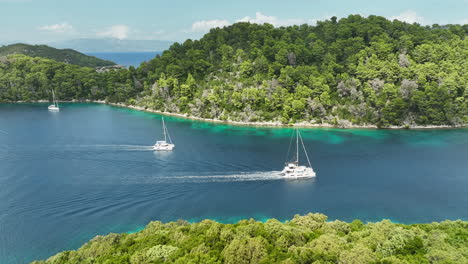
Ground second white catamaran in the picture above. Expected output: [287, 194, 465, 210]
[153, 117, 175, 151]
[281, 129, 316, 179]
[48, 90, 60, 111]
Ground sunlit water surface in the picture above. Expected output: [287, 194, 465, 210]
[0, 103, 467, 263]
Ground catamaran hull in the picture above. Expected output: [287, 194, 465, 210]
[48, 105, 59, 111]
[281, 164, 316, 179]
[153, 144, 175, 151]
[281, 173, 316, 179]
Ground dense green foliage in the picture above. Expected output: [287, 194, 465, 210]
[1, 16, 467, 127]
[0, 43, 115, 67]
[0, 55, 138, 102]
[137, 16, 467, 127]
[32, 213, 468, 264]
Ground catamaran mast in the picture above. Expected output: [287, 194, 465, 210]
[298, 131, 312, 168]
[53, 90, 59, 107]
[296, 129, 299, 164]
[52, 90, 56, 107]
[162, 117, 167, 142]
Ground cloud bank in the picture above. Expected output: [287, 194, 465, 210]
[190, 12, 321, 33]
[390, 10, 425, 24]
[191, 19, 230, 32]
[237, 12, 309, 27]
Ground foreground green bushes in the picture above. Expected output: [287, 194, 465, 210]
[32, 213, 467, 263]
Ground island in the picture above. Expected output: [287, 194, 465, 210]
[0, 15, 467, 128]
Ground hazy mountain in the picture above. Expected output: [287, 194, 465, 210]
[50, 39, 173, 53]
[0, 43, 115, 67]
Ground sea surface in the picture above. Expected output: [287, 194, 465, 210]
[0, 103, 467, 264]
[86, 52, 161, 67]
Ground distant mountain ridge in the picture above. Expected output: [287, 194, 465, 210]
[50, 38, 173, 52]
[0, 43, 116, 67]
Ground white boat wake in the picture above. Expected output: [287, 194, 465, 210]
[93, 171, 286, 185]
[65, 144, 154, 151]
[126, 171, 285, 184]
[103, 145, 154, 151]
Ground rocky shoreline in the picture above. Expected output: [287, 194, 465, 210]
[101, 102, 466, 130]
[5, 100, 466, 129]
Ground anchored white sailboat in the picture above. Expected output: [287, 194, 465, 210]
[153, 117, 175, 151]
[281, 129, 316, 179]
[48, 90, 60, 111]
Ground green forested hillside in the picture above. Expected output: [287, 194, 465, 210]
[1, 15, 467, 127]
[0, 55, 136, 102]
[137, 16, 467, 127]
[31, 213, 468, 264]
[0, 43, 115, 67]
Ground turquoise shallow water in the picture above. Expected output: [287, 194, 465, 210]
[0, 103, 467, 263]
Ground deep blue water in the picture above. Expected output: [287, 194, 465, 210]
[0, 103, 467, 264]
[87, 52, 161, 67]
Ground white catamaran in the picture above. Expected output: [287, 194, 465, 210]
[153, 117, 175, 151]
[48, 90, 60, 111]
[281, 129, 316, 179]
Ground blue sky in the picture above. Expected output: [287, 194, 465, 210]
[1, 0, 467, 43]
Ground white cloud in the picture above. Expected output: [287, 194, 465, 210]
[390, 10, 425, 24]
[460, 18, 468, 25]
[189, 12, 322, 34]
[191, 19, 230, 32]
[39, 22, 73, 33]
[237, 12, 278, 25]
[237, 12, 307, 27]
[98, 25, 130, 40]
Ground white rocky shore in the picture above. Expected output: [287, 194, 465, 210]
[6, 100, 466, 129]
[98, 101, 466, 130]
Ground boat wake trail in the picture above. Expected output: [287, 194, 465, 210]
[102, 145, 154, 151]
[70, 144, 154, 151]
[148, 171, 284, 183]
